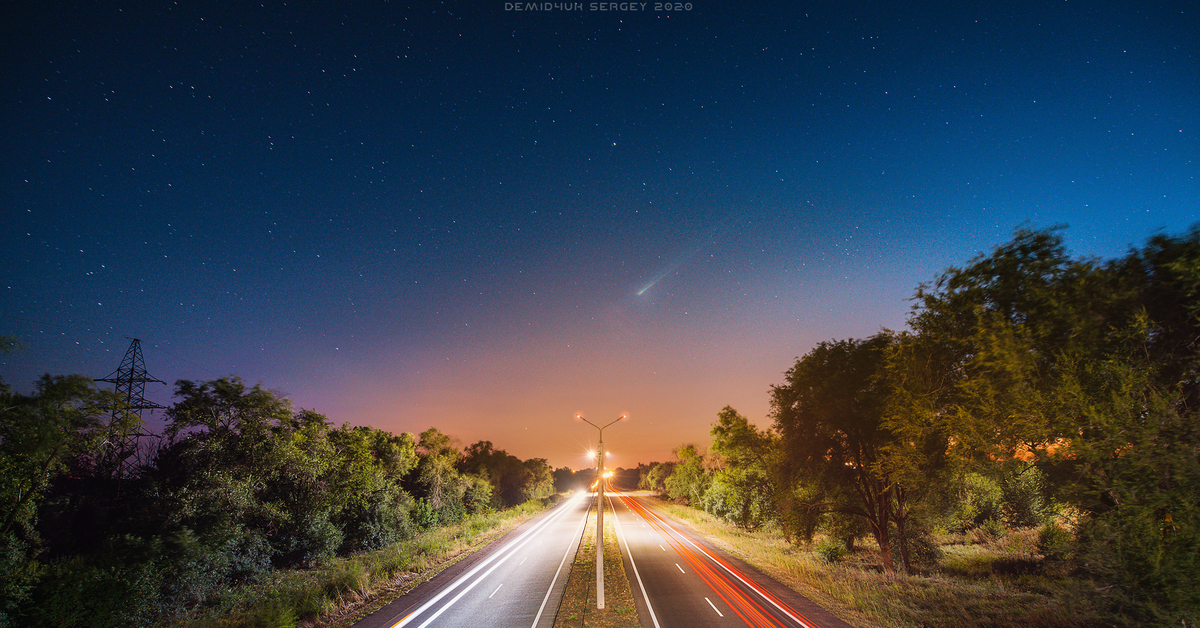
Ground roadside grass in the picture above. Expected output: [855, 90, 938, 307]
[163, 498, 554, 628]
[554, 500, 639, 628]
[648, 496, 1126, 628]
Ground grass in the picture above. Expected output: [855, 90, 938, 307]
[646, 496, 1129, 628]
[162, 499, 553, 628]
[554, 500, 639, 628]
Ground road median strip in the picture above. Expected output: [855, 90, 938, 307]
[554, 499, 639, 628]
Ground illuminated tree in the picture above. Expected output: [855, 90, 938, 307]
[771, 333, 904, 575]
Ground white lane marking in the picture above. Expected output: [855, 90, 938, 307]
[606, 491, 661, 628]
[393, 492, 584, 628]
[659, 544, 666, 551]
[706, 597, 724, 617]
[530, 497, 592, 628]
[519, 556, 527, 566]
[490, 584, 503, 599]
[676, 563, 685, 574]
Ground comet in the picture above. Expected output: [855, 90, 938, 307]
[635, 219, 734, 297]
[636, 259, 685, 296]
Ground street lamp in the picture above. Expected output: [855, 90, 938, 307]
[577, 413, 624, 610]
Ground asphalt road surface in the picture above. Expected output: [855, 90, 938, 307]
[607, 489, 856, 628]
[354, 488, 856, 628]
[353, 491, 591, 628]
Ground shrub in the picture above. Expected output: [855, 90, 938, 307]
[1077, 502, 1200, 623]
[339, 493, 415, 553]
[1036, 522, 1073, 561]
[412, 498, 438, 530]
[0, 533, 39, 627]
[1000, 462, 1053, 528]
[224, 528, 273, 582]
[970, 517, 1007, 543]
[895, 524, 942, 569]
[952, 472, 1004, 533]
[815, 538, 848, 564]
[274, 515, 343, 568]
[25, 543, 159, 628]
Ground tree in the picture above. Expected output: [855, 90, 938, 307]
[553, 467, 578, 492]
[458, 440, 524, 507]
[771, 333, 907, 575]
[414, 428, 460, 511]
[0, 375, 108, 623]
[901, 225, 1200, 619]
[641, 462, 675, 495]
[520, 458, 554, 502]
[663, 444, 709, 506]
[331, 425, 419, 552]
[1, 376, 108, 538]
[706, 406, 776, 530]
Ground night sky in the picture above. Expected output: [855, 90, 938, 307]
[3, 1, 1197, 470]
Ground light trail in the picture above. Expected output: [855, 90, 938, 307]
[530, 493, 592, 628]
[391, 491, 587, 628]
[611, 488, 822, 628]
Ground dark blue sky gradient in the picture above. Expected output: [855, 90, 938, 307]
[3, 1, 1197, 468]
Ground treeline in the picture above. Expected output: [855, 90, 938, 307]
[0, 374, 572, 627]
[640, 226, 1199, 623]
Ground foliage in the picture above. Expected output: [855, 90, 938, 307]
[0, 375, 109, 625]
[1036, 522, 1073, 561]
[655, 224, 1198, 620]
[705, 406, 776, 530]
[640, 461, 675, 495]
[553, 466, 580, 492]
[900, 224, 1200, 621]
[663, 444, 709, 506]
[999, 461, 1053, 528]
[0, 371, 553, 627]
[949, 472, 1003, 533]
[458, 440, 546, 508]
[771, 333, 915, 575]
[520, 458, 555, 503]
[814, 538, 848, 564]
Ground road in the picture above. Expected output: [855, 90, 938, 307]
[354, 487, 856, 628]
[607, 489, 855, 628]
[353, 491, 591, 628]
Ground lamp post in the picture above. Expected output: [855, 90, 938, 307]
[578, 414, 624, 610]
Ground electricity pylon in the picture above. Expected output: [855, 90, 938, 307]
[96, 338, 165, 481]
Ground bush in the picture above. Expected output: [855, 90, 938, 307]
[437, 493, 466, 526]
[0, 533, 39, 627]
[224, 528, 273, 582]
[462, 476, 495, 515]
[1077, 502, 1200, 623]
[827, 511, 868, 552]
[700, 476, 735, 522]
[894, 523, 942, 569]
[412, 498, 438, 530]
[1000, 462, 1053, 528]
[274, 515, 343, 568]
[952, 473, 1004, 533]
[970, 517, 1007, 543]
[1036, 522, 1073, 561]
[155, 528, 232, 613]
[25, 543, 159, 628]
[339, 493, 415, 553]
[815, 538, 848, 564]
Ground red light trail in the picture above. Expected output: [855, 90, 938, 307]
[610, 486, 822, 628]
